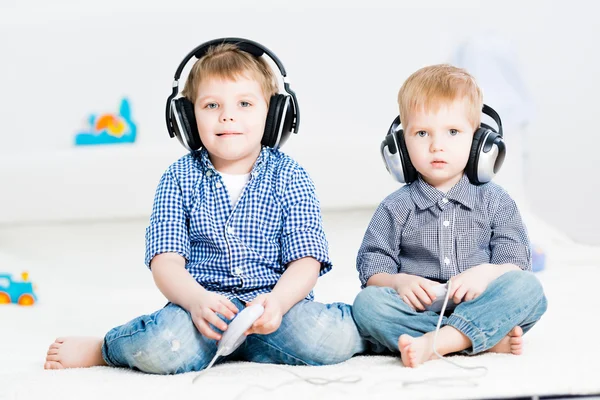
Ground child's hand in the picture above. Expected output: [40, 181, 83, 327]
[449, 263, 502, 304]
[243, 293, 284, 336]
[394, 273, 440, 311]
[189, 291, 239, 341]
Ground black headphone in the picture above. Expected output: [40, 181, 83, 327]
[381, 104, 506, 185]
[165, 38, 300, 151]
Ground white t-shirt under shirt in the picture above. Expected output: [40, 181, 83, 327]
[220, 172, 251, 207]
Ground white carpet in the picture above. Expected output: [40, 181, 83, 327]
[1, 209, 599, 400]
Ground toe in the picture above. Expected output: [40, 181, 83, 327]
[510, 336, 523, 345]
[512, 326, 523, 337]
[44, 361, 64, 370]
[47, 348, 59, 356]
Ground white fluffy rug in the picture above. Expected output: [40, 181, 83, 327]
[1, 209, 599, 400]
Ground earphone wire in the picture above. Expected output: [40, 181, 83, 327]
[193, 282, 488, 388]
[192, 352, 220, 384]
[402, 279, 488, 387]
[193, 360, 362, 398]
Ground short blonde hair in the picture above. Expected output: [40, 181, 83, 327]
[181, 43, 279, 104]
[398, 64, 483, 130]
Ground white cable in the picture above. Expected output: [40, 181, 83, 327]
[194, 281, 489, 388]
[192, 352, 221, 384]
[402, 279, 488, 387]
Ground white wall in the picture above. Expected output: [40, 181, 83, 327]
[0, 0, 599, 244]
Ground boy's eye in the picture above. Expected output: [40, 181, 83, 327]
[449, 129, 459, 136]
[416, 131, 428, 137]
[239, 101, 251, 107]
[205, 103, 218, 109]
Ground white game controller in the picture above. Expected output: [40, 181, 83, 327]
[217, 304, 264, 356]
[425, 283, 457, 313]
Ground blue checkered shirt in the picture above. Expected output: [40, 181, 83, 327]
[145, 147, 331, 302]
[357, 174, 531, 287]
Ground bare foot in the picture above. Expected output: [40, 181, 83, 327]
[44, 337, 107, 370]
[398, 333, 437, 368]
[488, 326, 523, 355]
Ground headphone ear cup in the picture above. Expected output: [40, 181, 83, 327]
[263, 94, 291, 148]
[466, 128, 486, 184]
[396, 131, 418, 184]
[467, 128, 506, 185]
[173, 97, 202, 151]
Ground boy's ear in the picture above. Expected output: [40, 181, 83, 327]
[171, 97, 202, 151]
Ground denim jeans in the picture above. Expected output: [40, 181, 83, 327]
[101, 298, 367, 374]
[352, 270, 548, 355]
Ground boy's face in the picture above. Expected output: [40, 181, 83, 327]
[194, 74, 268, 172]
[403, 98, 475, 191]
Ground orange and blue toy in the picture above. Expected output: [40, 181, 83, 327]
[0, 272, 37, 306]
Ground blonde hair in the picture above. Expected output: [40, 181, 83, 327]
[398, 64, 483, 130]
[181, 43, 279, 104]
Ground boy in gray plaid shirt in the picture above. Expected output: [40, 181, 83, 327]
[353, 64, 547, 368]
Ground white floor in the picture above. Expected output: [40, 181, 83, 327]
[1, 209, 599, 400]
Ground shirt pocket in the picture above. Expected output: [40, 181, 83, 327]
[401, 223, 439, 263]
[455, 220, 492, 270]
[239, 191, 282, 244]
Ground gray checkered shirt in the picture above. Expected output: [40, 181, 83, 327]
[356, 174, 531, 287]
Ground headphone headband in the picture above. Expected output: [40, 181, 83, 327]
[481, 104, 503, 137]
[173, 37, 288, 81]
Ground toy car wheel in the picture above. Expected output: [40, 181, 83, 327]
[18, 294, 35, 306]
[0, 292, 10, 304]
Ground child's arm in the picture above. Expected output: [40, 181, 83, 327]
[356, 200, 437, 309]
[145, 167, 237, 340]
[151, 252, 239, 341]
[367, 272, 439, 311]
[449, 190, 531, 304]
[245, 256, 320, 335]
[356, 201, 402, 287]
[488, 189, 531, 271]
[448, 263, 520, 304]
[245, 164, 328, 335]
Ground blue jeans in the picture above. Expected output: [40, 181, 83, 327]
[101, 298, 367, 374]
[352, 270, 548, 354]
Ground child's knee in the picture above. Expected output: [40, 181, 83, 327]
[353, 286, 378, 323]
[109, 306, 209, 374]
[506, 270, 543, 293]
[498, 270, 547, 308]
[353, 286, 394, 327]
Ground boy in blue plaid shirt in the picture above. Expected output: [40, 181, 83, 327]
[44, 40, 366, 373]
[353, 65, 547, 368]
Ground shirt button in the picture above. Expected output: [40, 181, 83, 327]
[443, 220, 450, 227]
[216, 182, 223, 188]
[206, 170, 213, 177]
[444, 257, 450, 265]
[442, 198, 449, 204]
[234, 267, 242, 275]
[227, 226, 235, 235]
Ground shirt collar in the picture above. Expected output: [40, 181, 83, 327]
[410, 174, 477, 210]
[194, 146, 269, 177]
